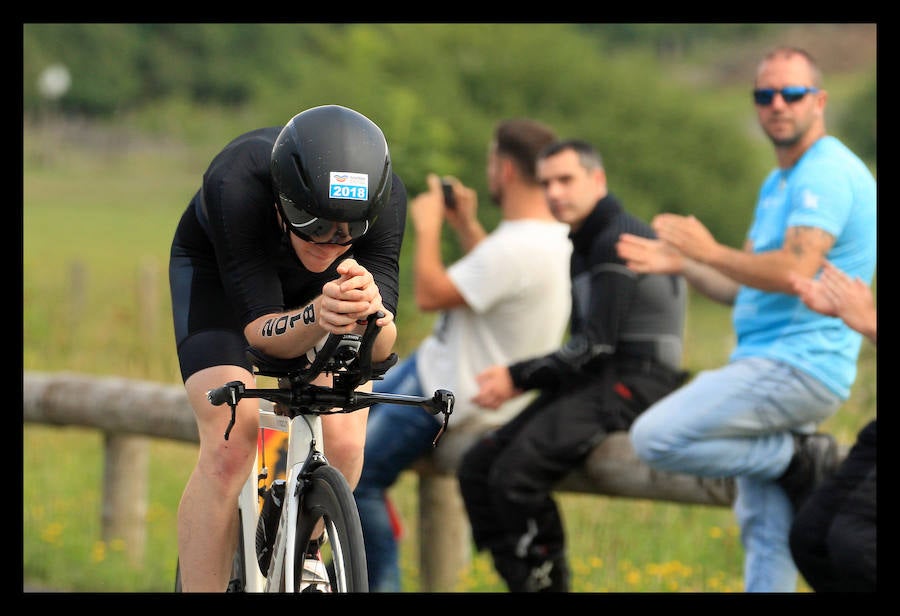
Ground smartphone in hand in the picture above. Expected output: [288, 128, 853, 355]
[441, 178, 456, 209]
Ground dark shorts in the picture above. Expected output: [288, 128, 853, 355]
[169, 207, 252, 382]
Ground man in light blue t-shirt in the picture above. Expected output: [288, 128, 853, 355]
[616, 46, 876, 592]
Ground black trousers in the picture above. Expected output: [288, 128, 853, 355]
[457, 363, 683, 589]
[790, 419, 876, 592]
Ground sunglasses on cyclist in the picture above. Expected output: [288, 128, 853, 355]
[278, 196, 369, 246]
[753, 86, 820, 106]
[287, 217, 369, 246]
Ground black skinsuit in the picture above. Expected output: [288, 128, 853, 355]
[168, 126, 407, 382]
[457, 194, 688, 592]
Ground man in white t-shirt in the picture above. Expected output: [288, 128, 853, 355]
[460, 139, 688, 592]
[354, 119, 572, 592]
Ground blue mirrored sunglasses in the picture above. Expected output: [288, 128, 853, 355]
[753, 86, 819, 106]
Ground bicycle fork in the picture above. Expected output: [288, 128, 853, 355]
[258, 412, 322, 592]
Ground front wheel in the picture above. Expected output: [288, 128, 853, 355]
[293, 464, 368, 592]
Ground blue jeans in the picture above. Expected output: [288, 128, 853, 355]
[354, 351, 442, 592]
[629, 357, 841, 592]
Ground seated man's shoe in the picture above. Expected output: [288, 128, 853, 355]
[524, 554, 569, 592]
[492, 544, 570, 592]
[777, 433, 839, 512]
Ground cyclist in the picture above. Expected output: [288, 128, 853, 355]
[169, 104, 407, 592]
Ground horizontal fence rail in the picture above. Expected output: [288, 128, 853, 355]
[24, 370, 741, 590]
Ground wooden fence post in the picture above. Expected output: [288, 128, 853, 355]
[418, 474, 471, 592]
[99, 259, 158, 565]
[102, 433, 149, 565]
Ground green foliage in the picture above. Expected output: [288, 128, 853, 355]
[25, 22, 875, 248]
[576, 23, 775, 54]
[24, 24, 147, 115]
[836, 69, 877, 163]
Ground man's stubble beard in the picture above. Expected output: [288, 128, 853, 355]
[768, 131, 803, 148]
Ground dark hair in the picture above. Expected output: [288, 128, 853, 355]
[494, 118, 558, 184]
[538, 138, 604, 171]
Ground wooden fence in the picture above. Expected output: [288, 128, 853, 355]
[23, 370, 740, 591]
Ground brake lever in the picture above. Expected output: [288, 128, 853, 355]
[430, 389, 454, 447]
[206, 380, 246, 441]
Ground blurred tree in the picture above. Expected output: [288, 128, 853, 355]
[22, 22, 872, 251]
[835, 70, 876, 166]
[24, 24, 146, 115]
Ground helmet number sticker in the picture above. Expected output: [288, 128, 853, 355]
[330, 172, 368, 200]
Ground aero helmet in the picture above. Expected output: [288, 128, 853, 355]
[271, 104, 392, 245]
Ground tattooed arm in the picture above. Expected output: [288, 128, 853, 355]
[243, 258, 396, 360]
[651, 213, 834, 294]
[244, 297, 331, 359]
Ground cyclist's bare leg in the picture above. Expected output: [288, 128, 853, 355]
[178, 365, 259, 592]
[320, 377, 371, 489]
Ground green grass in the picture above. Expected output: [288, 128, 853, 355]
[387, 471, 749, 592]
[22, 118, 875, 593]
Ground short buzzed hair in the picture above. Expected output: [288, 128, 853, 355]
[538, 138, 604, 172]
[757, 46, 823, 88]
[494, 119, 558, 184]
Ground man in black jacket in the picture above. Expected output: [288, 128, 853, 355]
[458, 139, 688, 592]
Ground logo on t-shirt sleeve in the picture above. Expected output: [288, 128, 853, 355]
[801, 188, 820, 210]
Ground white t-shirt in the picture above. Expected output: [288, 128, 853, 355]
[416, 219, 572, 428]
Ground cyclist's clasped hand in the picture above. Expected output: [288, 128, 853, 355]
[320, 258, 394, 334]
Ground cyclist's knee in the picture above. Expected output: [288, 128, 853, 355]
[196, 439, 256, 493]
[323, 432, 365, 488]
[327, 431, 364, 465]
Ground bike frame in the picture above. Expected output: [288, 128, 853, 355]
[200, 313, 453, 593]
[239, 407, 321, 592]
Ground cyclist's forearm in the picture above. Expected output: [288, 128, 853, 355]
[372, 320, 397, 363]
[244, 299, 327, 358]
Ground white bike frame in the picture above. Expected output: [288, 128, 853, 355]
[237, 406, 322, 592]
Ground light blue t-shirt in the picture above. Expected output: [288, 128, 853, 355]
[730, 136, 876, 399]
